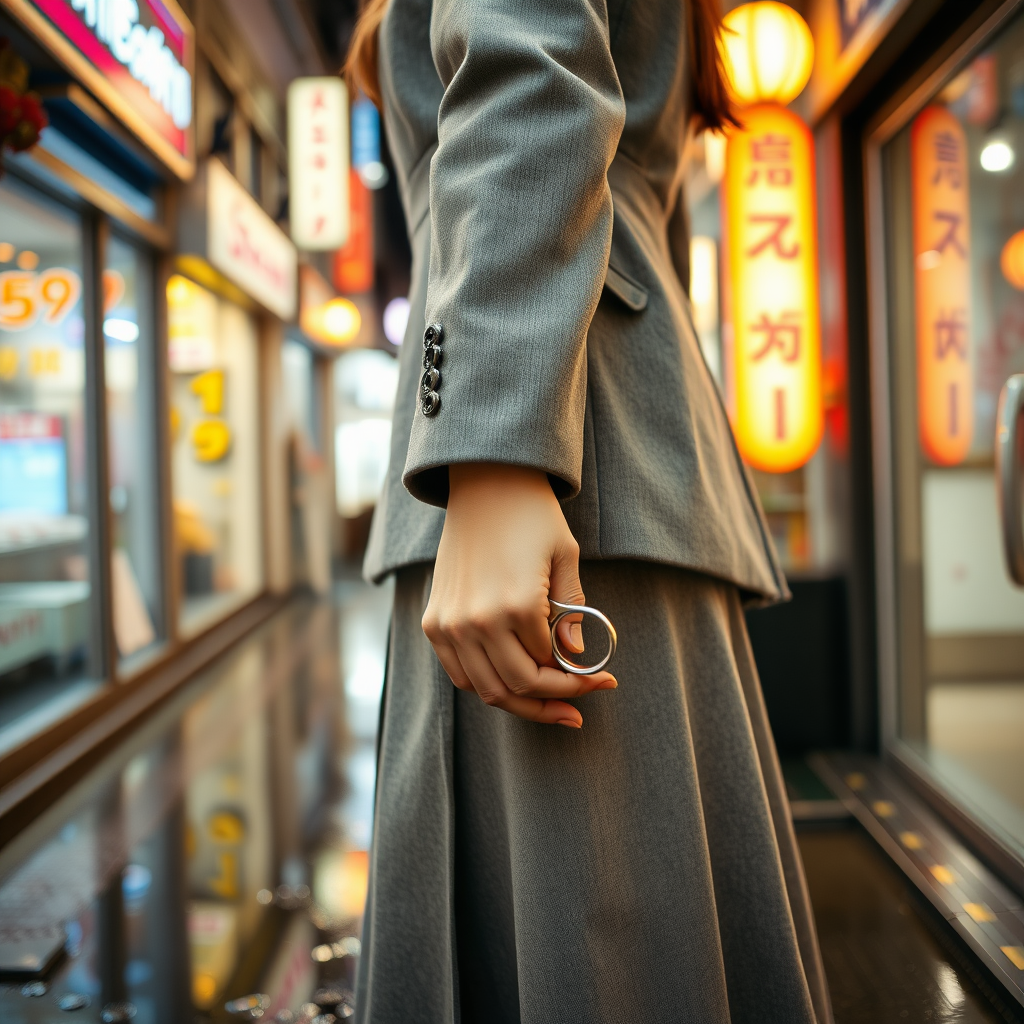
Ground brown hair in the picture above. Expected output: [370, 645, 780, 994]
[345, 0, 736, 130]
[344, 0, 388, 110]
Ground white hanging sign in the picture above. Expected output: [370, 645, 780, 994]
[207, 159, 298, 320]
[288, 77, 350, 251]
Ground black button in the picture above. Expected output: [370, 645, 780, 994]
[423, 345, 442, 369]
[423, 323, 444, 348]
[421, 367, 440, 393]
[421, 391, 440, 416]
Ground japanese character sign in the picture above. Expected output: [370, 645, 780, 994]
[911, 105, 972, 466]
[724, 104, 822, 472]
[288, 78, 350, 251]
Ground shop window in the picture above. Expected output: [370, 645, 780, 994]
[881, 21, 1024, 856]
[167, 275, 263, 636]
[0, 176, 102, 749]
[105, 236, 164, 668]
[333, 349, 397, 519]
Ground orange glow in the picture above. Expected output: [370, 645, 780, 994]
[724, 104, 822, 472]
[1001, 229, 1024, 289]
[333, 169, 374, 294]
[720, 2, 814, 108]
[301, 297, 362, 346]
[911, 106, 972, 466]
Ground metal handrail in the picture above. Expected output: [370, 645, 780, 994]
[996, 373, 1024, 586]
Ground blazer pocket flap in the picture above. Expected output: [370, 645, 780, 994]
[603, 264, 648, 311]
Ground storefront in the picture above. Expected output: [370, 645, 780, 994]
[725, 0, 1024, 987]
[0, 0, 307, 806]
[836, 0, 1024, 876]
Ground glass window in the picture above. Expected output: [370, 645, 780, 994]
[167, 276, 263, 636]
[0, 176, 101, 751]
[883, 20, 1024, 857]
[105, 236, 164, 668]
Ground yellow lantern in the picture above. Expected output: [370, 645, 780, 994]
[1001, 229, 1024, 289]
[724, 104, 822, 472]
[720, 2, 814, 108]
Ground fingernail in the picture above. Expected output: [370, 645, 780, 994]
[557, 718, 582, 729]
[570, 623, 584, 651]
[597, 677, 618, 689]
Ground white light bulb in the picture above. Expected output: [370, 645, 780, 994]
[103, 318, 140, 342]
[383, 297, 410, 346]
[981, 140, 1014, 172]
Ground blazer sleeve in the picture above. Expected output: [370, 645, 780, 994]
[401, 0, 626, 507]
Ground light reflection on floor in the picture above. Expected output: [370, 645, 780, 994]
[0, 578, 393, 1023]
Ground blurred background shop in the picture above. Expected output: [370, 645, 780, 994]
[0, 0, 1023, 1021]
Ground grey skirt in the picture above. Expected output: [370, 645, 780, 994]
[355, 561, 833, 1024]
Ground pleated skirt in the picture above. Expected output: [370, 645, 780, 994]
[355, 561, 834, 1024]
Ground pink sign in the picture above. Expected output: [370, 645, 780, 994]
[3, 0, 195, 177]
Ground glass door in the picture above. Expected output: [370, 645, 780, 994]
[877, 11, 1024, 863]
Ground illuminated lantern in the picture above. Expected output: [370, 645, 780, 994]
[725, 106, 822, 472]
[720, 2, 814, 107]
[911, 106, 972, 466]
[1001, 229, 1024, 289]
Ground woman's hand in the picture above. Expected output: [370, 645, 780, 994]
[422, 463, 617, 727]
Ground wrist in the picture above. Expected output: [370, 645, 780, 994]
[448, 462, 552, 505]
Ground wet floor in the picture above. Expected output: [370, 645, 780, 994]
[800, 827, 1013, 1023]
[0, 581, 1016, 1023]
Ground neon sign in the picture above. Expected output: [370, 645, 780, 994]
[1, 0, 195, 177]
[911, 105, 972, 466]
[724, 104, 823, 472]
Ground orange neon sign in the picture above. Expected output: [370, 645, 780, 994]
[724, 104, 822, 472]
[911, 105, 972, 466]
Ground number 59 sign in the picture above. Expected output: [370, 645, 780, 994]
[0, 269, 82, 331]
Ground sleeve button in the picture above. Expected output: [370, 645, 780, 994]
[423, 323, 444, 348]
[421, 367, 440, 392]
[421, 390, 441, 416]
[423, 344, 443, 369]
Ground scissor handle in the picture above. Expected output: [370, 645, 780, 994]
[548, 599, 618, 675]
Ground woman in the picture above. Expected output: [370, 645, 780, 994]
[349, 0, 834, 1021]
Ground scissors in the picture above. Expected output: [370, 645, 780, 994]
[548, 599, 618, 675]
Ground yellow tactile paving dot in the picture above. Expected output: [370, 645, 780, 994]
[963, 902, 997, 923]
[930, 864, 956, 885]
[899, 831, 924, 849]
[872, 800, 897, 818]
[1002, 946, 1024, 971]
[845, 772, 866, 790]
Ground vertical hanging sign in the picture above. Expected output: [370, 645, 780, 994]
[288, 77, 349, 251]
[725, 104, 823, 472]
[332, 169, 374, 294]
[911, 105, 972, 466]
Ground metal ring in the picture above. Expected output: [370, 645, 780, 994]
[548, 599, 618, 675]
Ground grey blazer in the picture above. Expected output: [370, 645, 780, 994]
[363, 0, 788, 604]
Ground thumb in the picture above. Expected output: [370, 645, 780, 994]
[549, 539, 586, 655]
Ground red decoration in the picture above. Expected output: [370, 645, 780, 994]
[0, 39, 48, 176]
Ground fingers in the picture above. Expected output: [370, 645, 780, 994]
[456, 641, 589, 728]
[484, 632, 616, 701]
[548, 535, 586, 656]
[555, 613, 585, 656]
[430, 638, 474, 692]
[424, 613, 616, 726]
